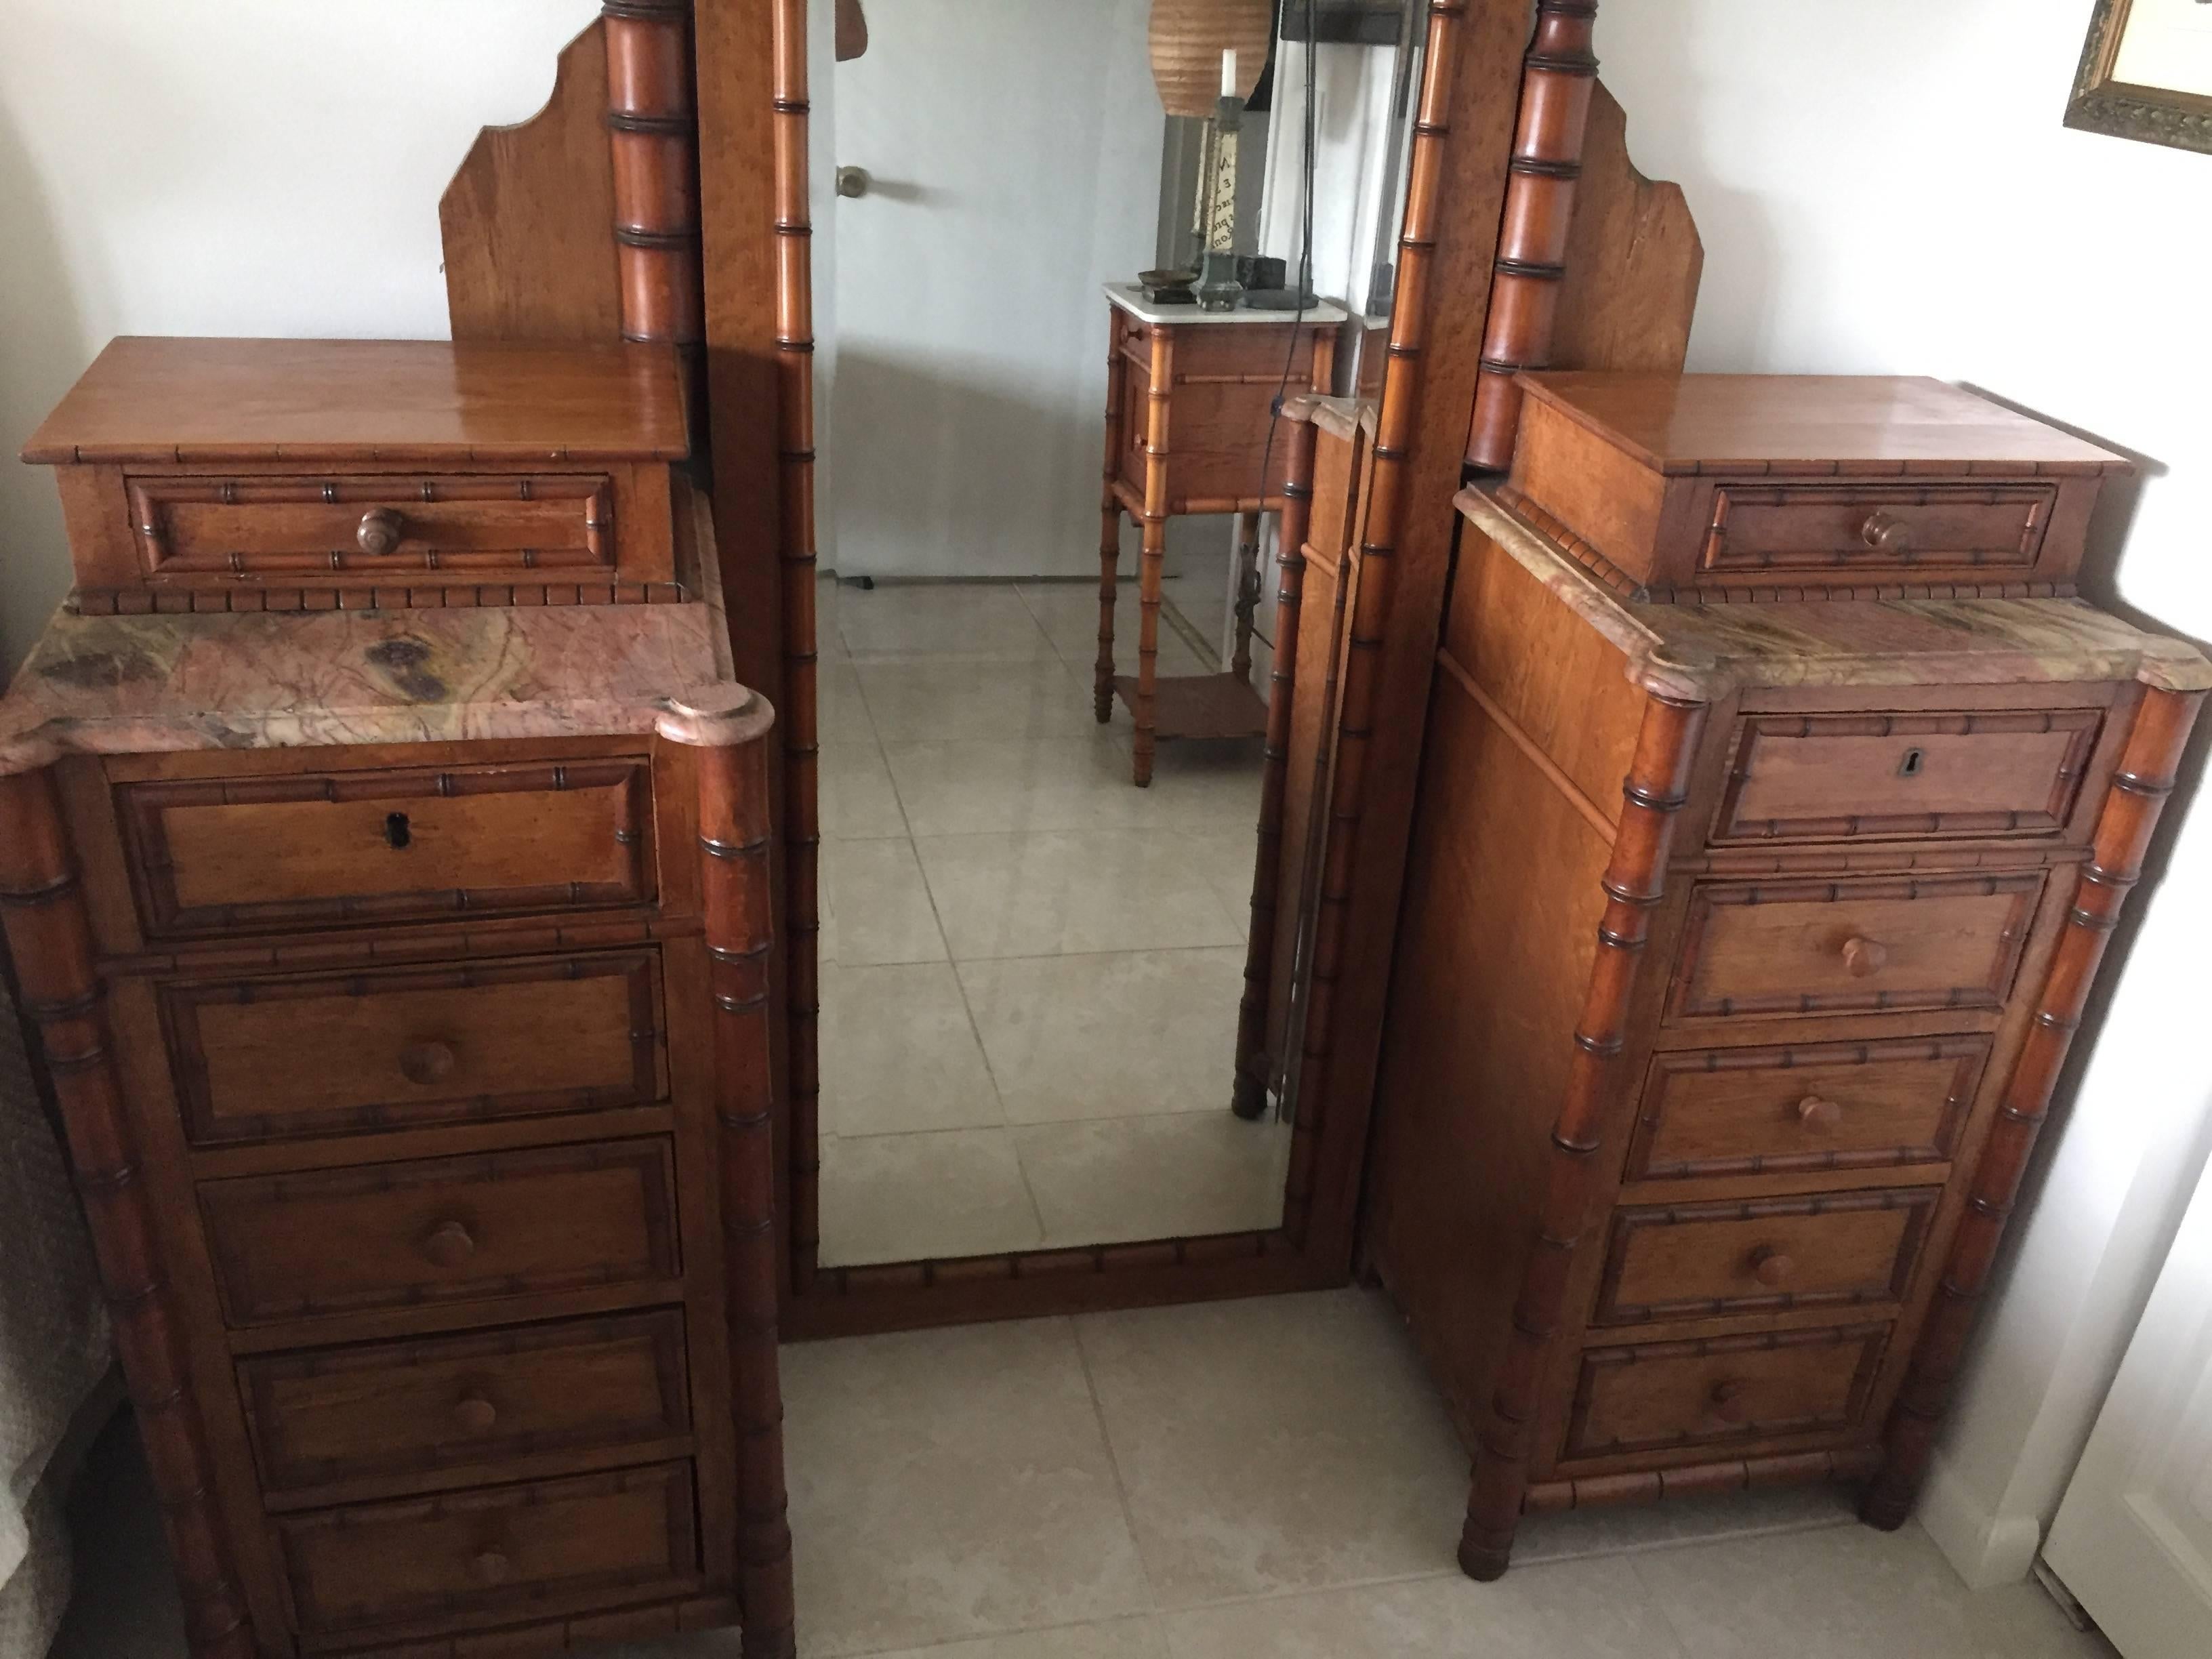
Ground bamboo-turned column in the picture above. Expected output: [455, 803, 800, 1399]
[1860, 682, 2205, 1531]
[1457, 688, 1707, 1580]
[767, 0, 822, 1295]
[1096, 310, 1127, 724]
[1231, 414, 1319, 1119]
[604, 1, 705, 352]
[1464, 0, 1599, 471]
[1229, 510, 1263, 686]
[1133, 327, 1176, 787]
[657, 686, 796, 1659]
[0, 769, 255, 1659]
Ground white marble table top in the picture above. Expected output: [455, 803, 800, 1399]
[1103, 282, 1349, 328]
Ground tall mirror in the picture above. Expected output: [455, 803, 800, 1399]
[806, 0, 1424, 1269]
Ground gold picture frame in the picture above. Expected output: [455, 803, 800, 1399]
[2067, 0, 2212, 153]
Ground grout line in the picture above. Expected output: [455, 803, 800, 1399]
[1069, 1315, 1166, 1614]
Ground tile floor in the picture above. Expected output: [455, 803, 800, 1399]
[52, 1288, 2114, 1659]
[815, 577, 1290, 1267]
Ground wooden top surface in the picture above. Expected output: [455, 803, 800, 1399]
[1517, 373, 2131, 477]
[22, 337, 691, 466]
[1456, 487, 2211, 700]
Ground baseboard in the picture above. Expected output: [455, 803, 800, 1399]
[1918, 1450, 2046, 1589]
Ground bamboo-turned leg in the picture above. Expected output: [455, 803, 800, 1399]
[1860, 684, 2205, 1532]
[1232, 423, 1317, 1119]
[1229, 509, 1263, 687]
[1458, 690, 1708, 1580]
[657, 688, 794, 1659]
[1097, 311, 1126, 724]
[1133, 327, 1175, 787]
[0, 769, 255, 1659]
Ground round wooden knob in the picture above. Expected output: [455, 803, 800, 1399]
[1859, 510, 1911, 553]
[453, 1394, 498, 1434]
[1751, 1247, 1795, 1287]
[356, 507, 405, 556]
[398, 1040, 457, 1087]
[1797, 1095, 1843, 1132]
[1708, 1380, 1748, 1425]
[470, 1550, 512, 1587]
[1840, 936, 1889, 977]
[420, 1219, 477, 1269]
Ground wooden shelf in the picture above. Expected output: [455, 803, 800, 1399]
[1111, 672, 1268, 743]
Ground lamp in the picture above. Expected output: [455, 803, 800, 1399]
[1148, 0, 1271, 117]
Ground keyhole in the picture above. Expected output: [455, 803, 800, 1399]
[384, 811, 412, 850]
[1898, 747, 1925, 779]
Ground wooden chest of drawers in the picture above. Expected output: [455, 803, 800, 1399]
[1362, 375, 2210, 1578]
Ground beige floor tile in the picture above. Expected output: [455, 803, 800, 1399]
[960, 949, 1246, 1124]
[884, 739, 1257, 838]
[1629, 1521, 2114, 1659]
[817, 575, 852, 662]
[817, 1127, 1042, 1266]
[821, 659, 879, 743]
[781, 1320, 1153, 1656]
[821, 962, 1003, 1136]
[914, 831, 1244, 960]
[822, 838, 947, 966]
[1156, 1558, 1680, 1659]
[1076, 1288, 1471, 1606]
[858, 658, 1103, 743]
[1173, 829, 1265, 936]
[861, 1618, 1170, 1659]
[1019, 1113, 1290, 1247]
[1021, 582, 1212, 681]
[821, 741, 908, 840]
[840, 583, 1058, 661]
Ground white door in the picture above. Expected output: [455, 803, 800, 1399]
[2044, 1145, 2212, 1656]
[823, 0, 1160, 581]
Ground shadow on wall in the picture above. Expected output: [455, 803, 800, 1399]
[0, 99, 91, 680]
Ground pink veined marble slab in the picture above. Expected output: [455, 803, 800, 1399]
[1456, 487, 2212, 702]
[0, 501, 739, 777]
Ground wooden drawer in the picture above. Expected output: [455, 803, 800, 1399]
[272, 1462, 698, 1639]
[1700, 481, 2057, 579]
[1626, 1037, 1987, 1183]
[1593, 1188, 1939, 1326]
[238, 1312, 690, 1498]
[1666, 872, 2043, 1021]
[1713, 710, 2101, 843]
[1563, 1324, 1888, 1461]
[159, 951, 664, 1146]
[117, 758, 653, 939]
[125, 473, 617, 580]
[200, 1139, 680, 1326]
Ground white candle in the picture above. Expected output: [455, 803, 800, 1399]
[1221, 47, 1237, 100]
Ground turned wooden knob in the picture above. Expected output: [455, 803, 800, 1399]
[1840, 935, 1889, 977]
[356, 506, 405, 556]
[1708, 1380, 1749, 1424]
[1797, 1095, 1844, 1131]
[470, 1550, 512, 1587]
[453, 1394, 498, 1434]
[420, 1219, 477, 1269]
[1859, 510, 1910, 553]
[398, 1040, 457, 1087]
[1751, 1247, 1795, 1287]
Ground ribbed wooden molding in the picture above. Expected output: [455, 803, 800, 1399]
[1524, 1447, 1883, 1515]
[603, 0, 703, 348]
[67, 581, 691, 616]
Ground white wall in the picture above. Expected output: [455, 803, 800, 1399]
[1600, 0, 2212, 1588]
[0, 0, 600, 674]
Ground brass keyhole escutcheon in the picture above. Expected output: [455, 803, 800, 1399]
[1898, 746, 1925, 778]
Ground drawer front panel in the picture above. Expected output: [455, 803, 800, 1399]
[239, 1312, 689, 1496]
[1594, 1189, 1940, 1326]
[1565, 1324, 1889, 1461]
[1715, 710, 2101, 842]
[1666, 873, 2043, 1021]
[119, 758, 653, 938]
[1701, 482, 2055, 577]
[272, 1462, 697, 1638]
[161, 951, 665, 1145]
[200, 1139, 680, 1326]
[128, 474, 613, 578]
[1627, 1037, 1988, 1182]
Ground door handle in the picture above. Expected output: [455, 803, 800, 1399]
[836, 165, 872, 199]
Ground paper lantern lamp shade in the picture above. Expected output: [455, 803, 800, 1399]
[1149, 0, 1272, 117]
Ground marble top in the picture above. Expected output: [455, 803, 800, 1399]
[0, 493, 737, 776]
[1458, 487, 2212, 701]
[1103, 283, 1349, 329]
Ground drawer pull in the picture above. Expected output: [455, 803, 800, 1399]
[452, 1393, 499, 1434]
[469, 1549, 512, 1588]
[398, 1040, 458, 1087]
[1796, 1095, 1844, 1132]
[356, 506, 406, 556]
[1839, 935, 1889, 977]
[1750, 1247, 1795, 1287]
[1858, 510, 1911, 553]
[419, 1219, 478, 1269]
[1708, 1380, 1749, 1425]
